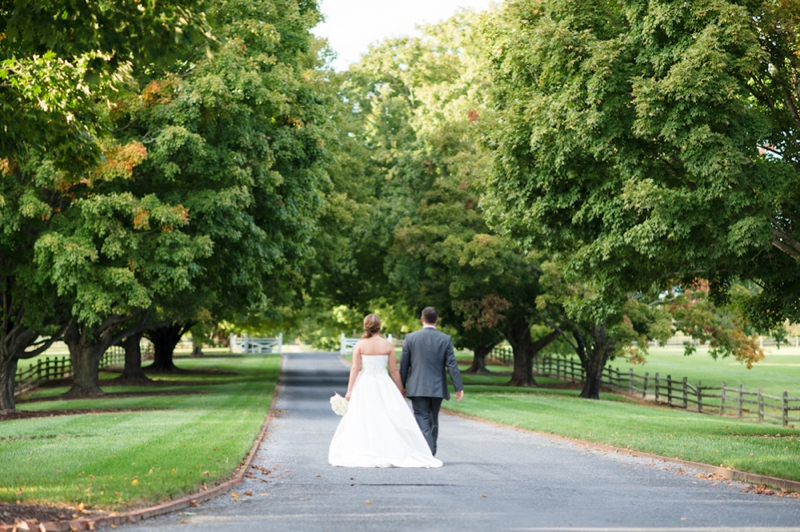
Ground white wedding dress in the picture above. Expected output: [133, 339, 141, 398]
[329, 355, 442, 468]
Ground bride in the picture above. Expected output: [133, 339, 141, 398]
[328, 314, 442, 468]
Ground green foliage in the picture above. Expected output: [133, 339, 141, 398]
[481, 0, 800, 331]
[119, 0, 330, 326]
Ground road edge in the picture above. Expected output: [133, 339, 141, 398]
[442, 407, 800, 494]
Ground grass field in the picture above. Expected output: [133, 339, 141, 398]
[606, 346, 800, 397]
[448, 350, 800, 484]
[0, 354, 279, 510]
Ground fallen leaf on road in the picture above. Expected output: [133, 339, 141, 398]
[481, 494, 487, 498]
[316, 474, 321, 477]
[261, 493, 269, 497]
[365, 500, 372, 505]
[244, 491, 253, 496]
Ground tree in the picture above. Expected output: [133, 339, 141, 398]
[36, 190, 212, 395]
[481, 0, 800, 337]
[111, 0, 331, 370]
[480, 0, 790, 397]
[0, 0, 212, 408]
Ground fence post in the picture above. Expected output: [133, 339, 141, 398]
[698, 380, 703, 413]
[643, 372, 649, 399]
[655, 373, 660, 401]
[278, 332, 283, 354]
[682, 377, 688, 408]
[720, 381, 727, 416]
[667, 375, 672, 405]
[629, 368, 634, 396]
[783, 391, 789, 427]
[37, 359, 42, 380]
[340, 333, 346, 356]
[758, 387, 764, 423]
[738, 384, 744, 419]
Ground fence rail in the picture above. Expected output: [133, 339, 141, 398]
[488, 347, 800, 427]
[229, 333, 283, 354]
[339, 333, 394, 355]
[14, 343, 154, 397]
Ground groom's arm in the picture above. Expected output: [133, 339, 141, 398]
[444, 338, 464, 400]
[400, 337, 411, 387]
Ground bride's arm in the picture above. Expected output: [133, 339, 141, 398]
[387, 343, 405, 397]
[345, 344, 362, 401]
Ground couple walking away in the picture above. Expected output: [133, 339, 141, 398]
[328, 307, 464, 468]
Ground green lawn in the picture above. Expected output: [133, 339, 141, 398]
[606, 346, 800, 397]
[0, 354, 279, 510]
[446, 385, 800, 482]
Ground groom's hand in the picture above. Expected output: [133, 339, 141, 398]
[456, 390, 464, 402]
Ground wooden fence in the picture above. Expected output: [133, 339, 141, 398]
[339, 333, 394, 355]
[14, 343, 154, 397]
[488, 347, 800, 427]
[229, 333, 283, 354]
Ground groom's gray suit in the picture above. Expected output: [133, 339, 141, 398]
[400, 326, 463, 455]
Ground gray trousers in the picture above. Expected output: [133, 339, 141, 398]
[410, 397, 443, 456]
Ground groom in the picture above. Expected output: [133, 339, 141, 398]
[400, 307, 464, 456]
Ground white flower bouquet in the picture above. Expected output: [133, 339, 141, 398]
[330, 392, 348, 416]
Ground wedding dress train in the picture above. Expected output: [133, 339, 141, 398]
[329, 355, 442, 468]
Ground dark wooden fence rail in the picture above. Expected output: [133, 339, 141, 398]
[488, 348, 800, 427]
[14, 344, 154, 397]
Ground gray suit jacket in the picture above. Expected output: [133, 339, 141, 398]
[400, 327, 464, 400]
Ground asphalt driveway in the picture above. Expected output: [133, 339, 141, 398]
[126, 352, 800, 532]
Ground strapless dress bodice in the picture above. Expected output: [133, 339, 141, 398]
[360, 355, 389, 376]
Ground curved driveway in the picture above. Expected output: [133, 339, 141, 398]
[128, 352, 800, 531]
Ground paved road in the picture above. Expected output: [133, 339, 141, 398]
[129, 352, 800, 531]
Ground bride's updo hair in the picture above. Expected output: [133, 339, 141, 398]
[362, 314, 382, 338]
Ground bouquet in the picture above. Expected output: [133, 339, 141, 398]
[330, 392, 348, 416]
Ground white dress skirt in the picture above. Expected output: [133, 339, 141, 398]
[329, 355, 442, 468]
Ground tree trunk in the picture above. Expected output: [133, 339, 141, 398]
[504, 317, 560, 387]
[117, 332, 149, 382]
[0, 318, 67, 411]
[464, 344, 495, 373]
[147, 323, 188, 372]
[191, 340, 204, 357]
[577, 324, 615, 400]
[0, 356, 18, 412]
[64, 322, 108, 396]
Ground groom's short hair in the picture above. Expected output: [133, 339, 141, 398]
[421, 307, 438, 324]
